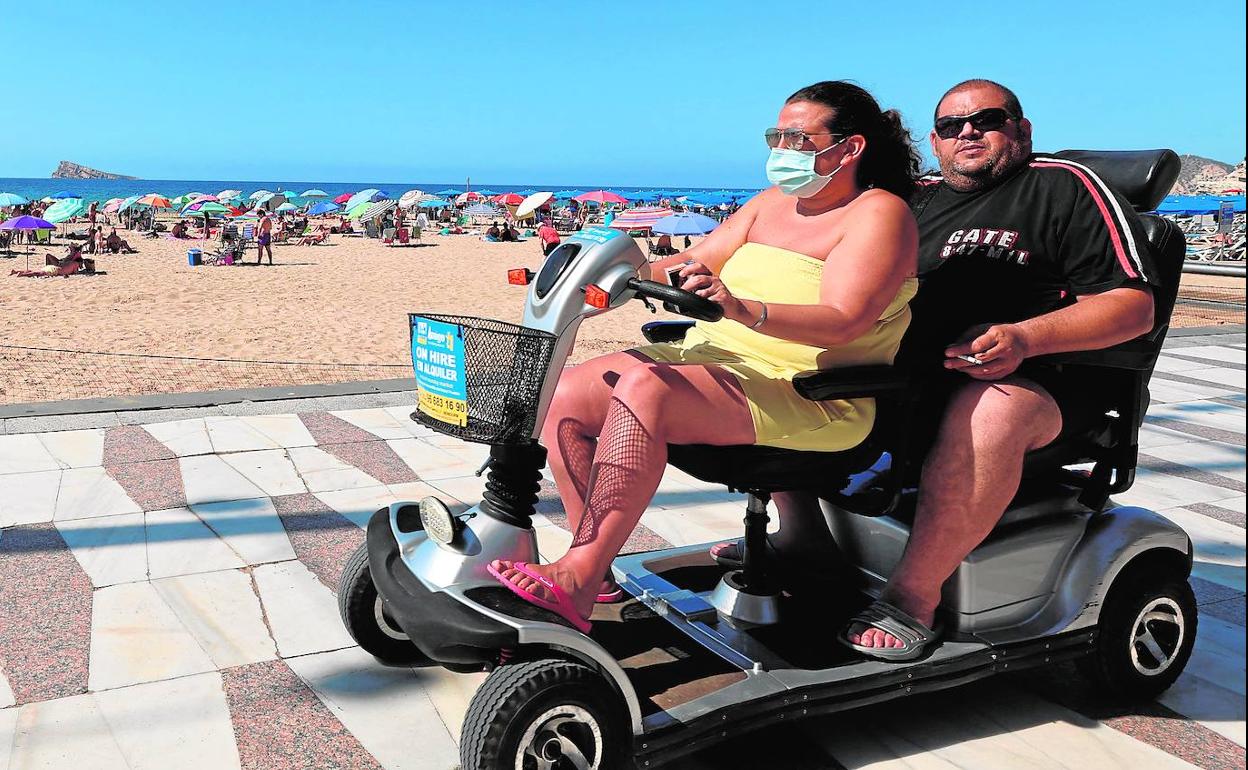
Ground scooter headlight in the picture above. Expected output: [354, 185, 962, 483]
[419, 496, 459, 545]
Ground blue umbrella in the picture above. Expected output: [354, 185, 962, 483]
[516, 189, 537, 196]
[0, 215, 55, 230]
[554, 190, 585, 199]
[300, 189, 329, 199]
[0, 192, 30, 207]
[48, 191, 77, 199]
[345, 188, 387, 211]
[652, 212, 720, 236]
[435, 188, 462, 196]
[475, 189, 499, 196]
[307, 201, 341, 216]
[417, 198, 449, 209]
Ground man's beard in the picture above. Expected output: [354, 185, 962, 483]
[942, 145, 1027, 191]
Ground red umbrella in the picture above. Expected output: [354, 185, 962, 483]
[494, 193, 524, 206]
[574, 190, 628, 204]
[608, 207, 673, 231]
[333, 193, 354, 204]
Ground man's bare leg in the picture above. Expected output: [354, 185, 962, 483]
[851, 378, 1062, 649]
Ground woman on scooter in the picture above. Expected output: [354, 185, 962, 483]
[489, 81, 922, 632]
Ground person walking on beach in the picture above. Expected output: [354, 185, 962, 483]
[537, 220, 561, 256]
[257, 211, 274, 265]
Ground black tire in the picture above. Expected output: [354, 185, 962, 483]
[337, 540, 431, 666]
[1076, 559, 1198, 702]
[460, 658, 631, 770]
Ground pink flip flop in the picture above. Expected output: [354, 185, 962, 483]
[596, 580, 624, 604]
[486, 561, 592, 634]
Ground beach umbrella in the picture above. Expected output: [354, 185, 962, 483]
[493, 192, 524, 206]
[515, 189, 537, 196]
[249, 189, 273, 200]
[306, 201, 341, 216]
[609, 207, 674, 231]
[1, 215, 56, 263]
[101, 197, 124, 214]
[182, 200, 232, 216]
[652, 212, 720, 236]
[476, 189, 499, 196]
[0, 192, 29, 207]
[345, 188, 386, 211]
[345, 202, 371, 220]
[333, 192, 354, 204]
[456, 191, 483, 204]
[574, 190, 628, 205]
[117, 194, 142, 212]
[515, 192, 554, 220]
[300, 189, 329, 199]
[276, 202, 298, 212]
[42, 197, 88, 224]
[48, 191, 77, 199]
[216, 189, 242, 200]
[464, 203, 499, 217]
[435, 188, 462, 196]
[136, 193, 172, 208]
[417, 198, 449, 209]
[398, 189, 427, 209]
[359, 199, 398, 222]
[554, 190, 585, 199]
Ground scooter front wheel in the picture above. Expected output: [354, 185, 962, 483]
[461, 658, 630, 770]
[338, 540, 432, 666]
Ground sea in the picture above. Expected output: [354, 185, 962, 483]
[0, 177, 754, 204]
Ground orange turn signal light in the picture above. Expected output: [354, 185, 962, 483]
[584, 284, 610, 309]
[507, 268, 534, 285]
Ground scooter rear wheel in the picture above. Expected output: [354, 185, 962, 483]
[338, 540, 432, 666]
[1077, 558, 1197, 702]
[461, 658, 629, 770]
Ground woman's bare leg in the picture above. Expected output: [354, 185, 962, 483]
[496, 362, 756, 619]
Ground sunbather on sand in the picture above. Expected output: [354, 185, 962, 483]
[10, 245, 93, 277]
[105, 228, 138, 254]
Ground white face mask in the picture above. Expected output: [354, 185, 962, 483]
[765, 137, 848, 197]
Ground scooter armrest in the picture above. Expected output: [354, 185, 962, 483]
[641, 320, 695, 344]
[792, 365, 910, 401]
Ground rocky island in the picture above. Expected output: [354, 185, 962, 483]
[51, 161, 137, 180]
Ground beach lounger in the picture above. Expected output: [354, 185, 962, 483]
[364, 220, 380, 239]
[382, 227, 397, 244]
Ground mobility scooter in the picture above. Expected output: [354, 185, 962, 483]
[338, 150, 1195, 769]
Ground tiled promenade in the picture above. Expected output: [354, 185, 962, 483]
[0, 330, 1243, 769]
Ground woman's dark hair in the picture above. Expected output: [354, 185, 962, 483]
[786, 81, 922, 201]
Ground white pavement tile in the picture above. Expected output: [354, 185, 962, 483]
[0, 707, 15, 769]
[383, 405, 435, 436]
[237, 414, 317, 448]
[37, 429, 105, 469]
[204, 416, 282, 454]
[806, 681, 1196, 770]
[423, 474, 484, 508]
[1146, 440, 1246, 483]
[0, 434, 61, 475]
[219, 449, 307, 496]
[153, 570, 276, 669]
[1148, 402, 1246, 435]
[10, 693, 131, 770]
[1211, 495, 1247, 514]
[1173, 345, 1247, 364]
[1116, 467, 1246, 511]
[331, 407, 417, 441]
[53, 467, 141, 521]
[315, 482, 452, 530]
[535, 522, 573, 561]
[286, 446, 380, 492]
[142, 418, 214, 457]
[640, 507, 728, 548]
[1161, 615, 1246, 747]
[1178, 366, 1247, 390]
[388, 481, 470, 514]
[414, 667, 487, 743]
[251, 561, 355, 658]
[0, 469, 60, 527]
[191, 497, 296, 565]
[145, 507, 245, 580]
[1139, 423, 1208, 450]
[94, 672, 241, 770]
[386, 437, 466, 479]
[179, 454, 266, 506]
[1158, 506, 1245, 592]
[0, 663, 14, 708]
[1147, 378, 1237, 404]
[286, 647, 459, 770]
[56, 512, 148, 587]
[1154, 355, 1214, 374]
[88, 582, 217, 692]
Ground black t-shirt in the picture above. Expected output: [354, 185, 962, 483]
[904, 154, 1156, 368]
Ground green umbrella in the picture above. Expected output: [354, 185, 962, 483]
[43, 197, 87, 224]
[346, 201, 371, 220]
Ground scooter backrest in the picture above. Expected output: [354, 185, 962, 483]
[1054, 149, 1180, 212]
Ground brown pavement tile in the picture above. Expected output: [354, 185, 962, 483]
[318, 440, 419, 486]
[272, 493, 366, 590]
[104, 458, 187, 511]
[298, 411, 379, 446]
[0, 524, 93, 704]
[220, 659, 382, 770]
[540, 508, 672, 555]
[101, 425, 176, 465]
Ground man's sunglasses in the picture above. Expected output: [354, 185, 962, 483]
[933, 108, 1017, 140]
[764, 128, 844, 150]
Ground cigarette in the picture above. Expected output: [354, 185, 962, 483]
[957, 354, 984, 366]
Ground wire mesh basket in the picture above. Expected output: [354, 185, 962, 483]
[408, 313, 557, 445]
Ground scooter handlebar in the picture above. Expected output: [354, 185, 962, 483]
[627, 278, 724, 323]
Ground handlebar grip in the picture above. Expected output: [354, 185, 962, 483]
[627, 278, 724, 322]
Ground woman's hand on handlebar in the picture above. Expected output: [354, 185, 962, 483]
[674, 262, 749, 323]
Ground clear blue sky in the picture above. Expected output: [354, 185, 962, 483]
[2, 1, 1243, 188]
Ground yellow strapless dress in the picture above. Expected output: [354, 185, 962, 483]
[633, 242, 917, 451]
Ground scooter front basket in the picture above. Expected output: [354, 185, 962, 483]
[408, 313, 557, 444]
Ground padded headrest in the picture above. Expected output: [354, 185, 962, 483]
[1054, 149, 1180, 212]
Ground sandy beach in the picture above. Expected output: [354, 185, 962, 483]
[0, 223, 1240, 405]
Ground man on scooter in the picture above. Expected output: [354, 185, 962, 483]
[839, 79, 1160, 658]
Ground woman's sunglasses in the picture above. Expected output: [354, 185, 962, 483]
[933, 107, 1017, 140]
[764, 128, 844, 150]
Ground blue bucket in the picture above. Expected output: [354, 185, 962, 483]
[188, 248, 202, 266]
